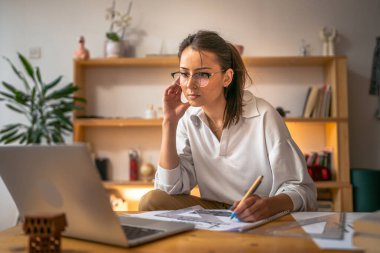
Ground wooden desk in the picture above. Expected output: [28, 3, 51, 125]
[0, 214, 361, 253]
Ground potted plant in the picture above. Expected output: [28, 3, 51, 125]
[105, 0, 133, 57]
[0, 53, 85, 144]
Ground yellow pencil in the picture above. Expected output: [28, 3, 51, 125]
[229, 175, 264, 220]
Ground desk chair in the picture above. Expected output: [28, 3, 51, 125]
[351, 168, 380, 212]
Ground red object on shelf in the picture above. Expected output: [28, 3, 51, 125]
[129, 149, 139, 181]
[307, 165, 331, 181]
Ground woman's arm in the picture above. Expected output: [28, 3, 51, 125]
[159, 80, 190, 170]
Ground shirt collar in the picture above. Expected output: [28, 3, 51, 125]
[242, 90, 260, 118]
[188, 90, 260, 127]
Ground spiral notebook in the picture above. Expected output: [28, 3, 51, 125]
[124, 205, 290, 232]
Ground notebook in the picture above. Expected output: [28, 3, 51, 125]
[0, 144, 194, 247]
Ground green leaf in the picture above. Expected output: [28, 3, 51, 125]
[0, 91, 15, 100]
[73, 97, 86, 103]
[36, 67, 44, 88]
[46, 83, 78, 100]
[3, 56, 30, 91]
[19, 134, 27, 144]
[0, 124, 20, 134]
[43, 76, 62, 94]
[0, 129, 18, 143]
[18, 53, 35, 82]
[2, 81, 18, 94]
[106, 32, 120, 42]
[4, 133, 24, 144]
[6, 104, 24, 114]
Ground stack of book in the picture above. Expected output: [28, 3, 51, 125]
[352, 210, 380, 253]
[304, 150, 332, 181]
[303, 85, 332, 118]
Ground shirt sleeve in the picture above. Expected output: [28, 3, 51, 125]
[269, 138, 318, 211]
[154, 117, 197, 195]
[264, 107, 318, 211]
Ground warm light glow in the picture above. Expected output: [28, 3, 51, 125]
[121, 187, 154, 201]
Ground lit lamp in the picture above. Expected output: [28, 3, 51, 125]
[369, 37, 380, 119]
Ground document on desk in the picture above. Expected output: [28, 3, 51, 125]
[292, 212, 368, 250]
[126, 205, 288, 232]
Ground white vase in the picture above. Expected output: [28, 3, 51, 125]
[105, 40, 122, 58]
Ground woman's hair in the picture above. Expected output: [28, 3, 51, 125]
[178, 30, 251, 129]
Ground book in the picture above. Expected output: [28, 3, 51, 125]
[303, 86, 319, 118]
[353, 232, 380, 251]
[322, 85, 332, 117]
[352, 210, 380, 236]
[302, 87, 312, 116]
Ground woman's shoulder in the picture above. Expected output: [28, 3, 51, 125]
[243, 90, 277, 118]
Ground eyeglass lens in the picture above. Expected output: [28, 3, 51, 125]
[173, 72, 210, 87]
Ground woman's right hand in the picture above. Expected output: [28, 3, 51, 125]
[163, 78, 190, 124]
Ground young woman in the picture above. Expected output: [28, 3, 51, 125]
[139, 30, 317, 222]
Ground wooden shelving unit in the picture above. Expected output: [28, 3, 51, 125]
[73, 56, 352, 212]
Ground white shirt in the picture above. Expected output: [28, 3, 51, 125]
[155, 91, 317, 211]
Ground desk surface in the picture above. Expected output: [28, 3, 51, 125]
[0, 214, 361, 253]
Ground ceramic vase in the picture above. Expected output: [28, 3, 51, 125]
[105, 40, 122, 58]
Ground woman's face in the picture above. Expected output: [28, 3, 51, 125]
[179, 47, 232, 108]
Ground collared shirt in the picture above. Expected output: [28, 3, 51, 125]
[155, 91, 317, 211]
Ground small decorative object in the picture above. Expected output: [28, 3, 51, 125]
[73, 35, 90, 60]
[276, 107, 290, 118]
[156, 106, 163, 118]
[105, 0, 133, 58]
[139, 162, 155, 182]
[319, 27, 337, 56]
[0, 53, 85, 144]
[129, 149, 139, 181]
[233, 44, 244, 55]
[299, 39, 310, 56]
[23, 213, 67, 253]
[108, 189, 128, 211]
[144, 104, 156, 119]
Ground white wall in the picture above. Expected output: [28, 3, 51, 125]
[0, 0, 379, 228]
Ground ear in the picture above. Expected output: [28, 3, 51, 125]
[223, 69, 234, 87]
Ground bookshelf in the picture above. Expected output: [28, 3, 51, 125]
[73, 56, 352, 212]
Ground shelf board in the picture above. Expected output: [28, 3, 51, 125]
[74, 117, 347, 127]
[103, 180, 154, 188]
[74, 118, 162, 127]
[285, 117, 348, 123]
[74, 56, 346, 68]
[243, 56, 344, 66]
[315, 181, 351, 188]
[75, 57, 178, 68]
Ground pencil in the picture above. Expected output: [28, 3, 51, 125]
[229, 175, 264, 220]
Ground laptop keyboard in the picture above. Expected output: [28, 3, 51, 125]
[122, 225, 164, 240]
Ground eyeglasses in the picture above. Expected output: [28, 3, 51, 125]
[171, 70, 225, 87]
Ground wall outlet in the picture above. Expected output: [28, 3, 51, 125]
[29, 47, 41, 59]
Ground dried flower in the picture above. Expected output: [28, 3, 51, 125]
[106, 0, 133, 42]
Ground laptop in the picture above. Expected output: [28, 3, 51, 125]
[0, 144, 194, 247]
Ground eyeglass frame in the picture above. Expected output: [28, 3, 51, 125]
[170, 70, 226, 87]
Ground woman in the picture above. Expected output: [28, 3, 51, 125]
[139, 30, 317, 222]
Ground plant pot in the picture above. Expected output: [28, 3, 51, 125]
[105, 40, 122, 58]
